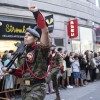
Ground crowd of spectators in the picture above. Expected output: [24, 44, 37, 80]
[0, 49, 100, 99]
[46, 48, 100, 94]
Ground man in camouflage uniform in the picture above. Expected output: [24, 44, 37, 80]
[47, 44, 61, 100]
[2, 5, 50, 100]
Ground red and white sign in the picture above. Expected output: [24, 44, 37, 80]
[67, 19, 78, 38]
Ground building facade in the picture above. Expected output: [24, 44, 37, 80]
[0, 0, 100, 55]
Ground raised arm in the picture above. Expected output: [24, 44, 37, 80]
[29, 5, 49, 45]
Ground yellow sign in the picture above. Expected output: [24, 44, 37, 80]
[6, 24, 31, 34]
[46, 18, 54, 25]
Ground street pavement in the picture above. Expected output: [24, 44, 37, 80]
[45, 81, 100, 100]
[15, 80, 100, 100]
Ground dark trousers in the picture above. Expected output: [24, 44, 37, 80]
[89, 68, 96, 82]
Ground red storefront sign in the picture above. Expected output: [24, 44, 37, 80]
[67, 19, 78, 38]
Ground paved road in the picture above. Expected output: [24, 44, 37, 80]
[45, 81, 100, 100]
[15, 81, 100, 100]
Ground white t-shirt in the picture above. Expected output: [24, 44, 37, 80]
[63, 60, 67, 71]
[72, 60, 80, 72]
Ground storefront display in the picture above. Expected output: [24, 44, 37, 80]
[0, 40, 19, 55]
[71, 27, 93, 53]
[80, 27, 93, 53]
[72, 40, 80, 53]
[0, 21, 36, 55]
[96, 44, 100, 52]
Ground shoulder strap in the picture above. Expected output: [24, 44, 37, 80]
[25, 61, 51, 79]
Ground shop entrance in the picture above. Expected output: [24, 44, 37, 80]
[0, 40, 20, 56]
[96, 45, 100, 52]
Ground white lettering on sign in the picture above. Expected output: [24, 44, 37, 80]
[70, 21, 74, 24]
[71, 33, 75, 36]
[71, 29, 74, 32]
[70, 25, 74, 28]
[70, 20, 75, 37]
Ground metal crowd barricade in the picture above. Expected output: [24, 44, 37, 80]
[0, 73, 22, 100]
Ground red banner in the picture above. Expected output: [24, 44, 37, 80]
[67, 19, 78, 38]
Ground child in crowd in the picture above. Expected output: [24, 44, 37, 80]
[72, 55, 80, 87]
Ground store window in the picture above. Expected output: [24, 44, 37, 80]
[72, 40, 81, 53]
[0, 40, 19, 56]
[80, 27, 93, 53]
[0, 20, 36, 56]
[96, 44, 100, 52]
[54, 38, 64, 46]
[96, 0, 100, 7]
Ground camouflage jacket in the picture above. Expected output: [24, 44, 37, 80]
[50, 52, 62, 68]
[11, 43, 50, 81]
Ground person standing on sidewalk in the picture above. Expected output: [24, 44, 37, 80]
[2, 5, 50, 100]
[64, 51, 73, 88]
[46, 45, 61, 100]
[72, 55, 80, 87]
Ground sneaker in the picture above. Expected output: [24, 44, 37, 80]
[50, 89, 55, 93]
[46, 91, 49, 94]
[67, 85, 73, 88]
